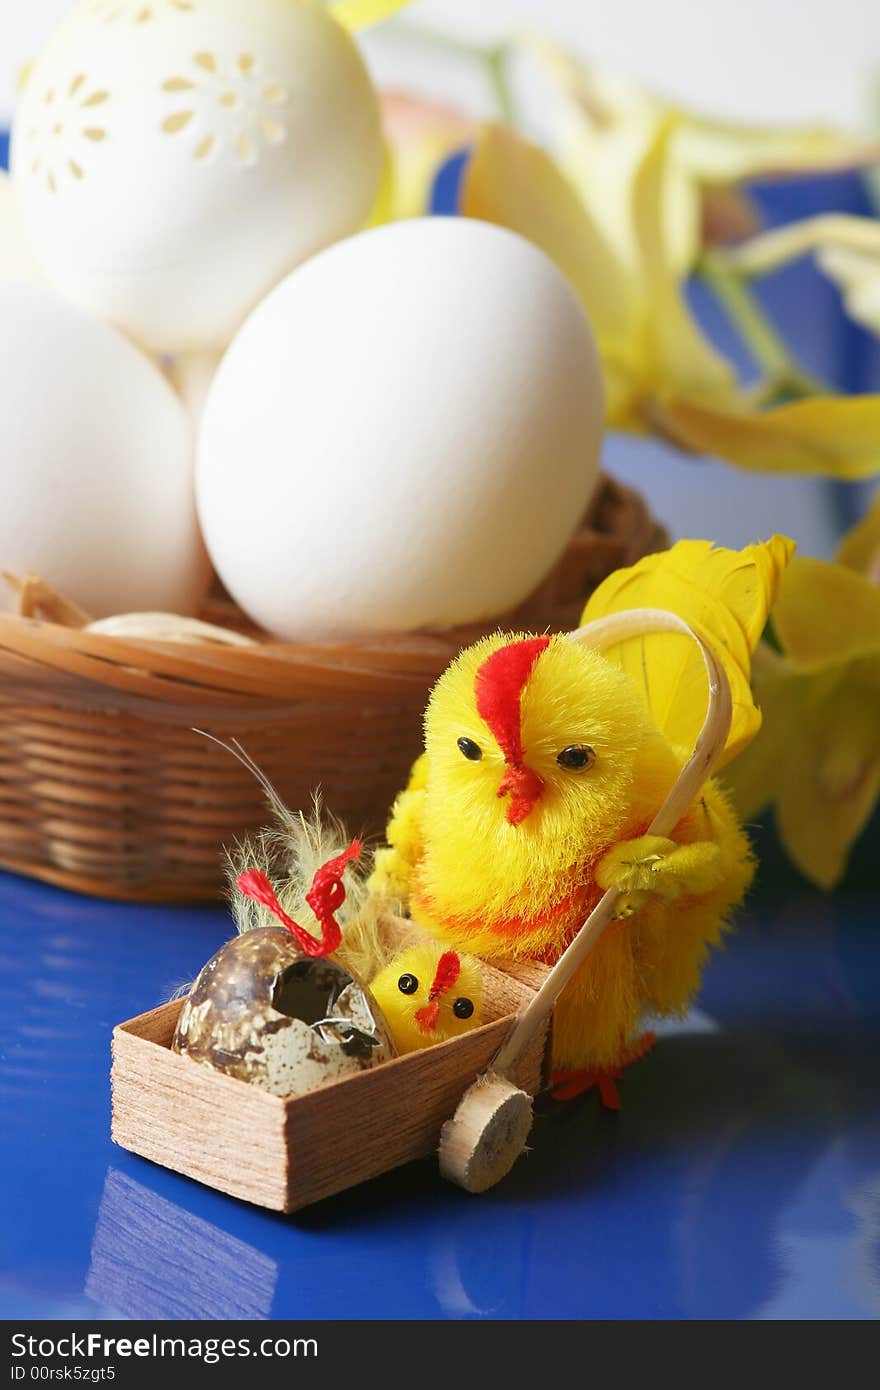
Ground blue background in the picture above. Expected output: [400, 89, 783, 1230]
[1, 134, 878, 1320]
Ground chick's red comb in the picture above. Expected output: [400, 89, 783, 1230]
[236, 839, 361, 958]
[429, 950, 461, 1001]
[416, 950, 462, 1034]
[475, 636, 551, 765]
[475, 636, 551, 824]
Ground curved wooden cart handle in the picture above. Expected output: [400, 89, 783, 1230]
[439, 608, 733, 1193]
[491, 608, 732, 1078]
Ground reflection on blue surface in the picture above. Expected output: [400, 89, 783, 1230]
[87, 1170, 279, 1321]
[0, 868, 878, 1320]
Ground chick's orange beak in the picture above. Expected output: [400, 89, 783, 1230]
[497, 761, 545, 826]
[415, 1001, 440, 1034]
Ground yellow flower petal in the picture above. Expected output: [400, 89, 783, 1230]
[523, 39, 686, 275]
[818, 245, 880, 337]
[721, 644, 804, 820]
[775, 678, 880, 888]
[633, 121, 738, 405]
[721, 214, 880, 336]
[521, 33, 880, 273]
[460, 123, 637, 349]
[723, 213, 880, 278]
[672, 534, 795, 648]
[461, 121, 739, 431]
[329, 0, 413, 31]
[581, 537, 792, 765]
[378, 91, 473, 220]
[676, 121, 880, 189]
[659, 394, 880, 479]
[771, 556, 880, 669]
[837, 490, 880, 579]
[728, 651, 880, 887]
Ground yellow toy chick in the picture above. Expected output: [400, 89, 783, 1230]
[369, 941, 483, 1054]
[370, 538, 794, 1106]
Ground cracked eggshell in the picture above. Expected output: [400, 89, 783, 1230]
[0, 275, 209, 617]
[11, 0, 384, 353]
[172, 928, 396, 1098]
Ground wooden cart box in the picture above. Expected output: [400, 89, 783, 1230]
[111, 958, 551, 1213]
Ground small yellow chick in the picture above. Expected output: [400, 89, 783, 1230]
[369, 538, 794, 1105]
[369, 942, 483, 1054]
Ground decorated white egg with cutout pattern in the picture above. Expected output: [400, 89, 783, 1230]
[10, 0, 384, 353]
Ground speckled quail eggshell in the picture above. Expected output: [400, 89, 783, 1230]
[0, 275, 208, 617]
[197, 217, 605, 639]
[172, 928, 396, 1098]
[11, 0, 384, 353]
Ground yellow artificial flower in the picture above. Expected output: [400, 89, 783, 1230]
[378, 91, 473, 219]
[838, 488, 880, 579]
[460, 120, 880, 479]
[580, 535, 794, 767]
[720, 214, 880, 338]
[659, 394, 880, 480]
[329, 0, 413, 32]
[462, 120, 733, 430]
[724, 512, 880, 888]
[524, 35, 880, 276]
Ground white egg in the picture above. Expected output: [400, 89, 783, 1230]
[11, 0, 383, 353]
[0, 171, 43, 285]
[0, 275, 209, 617]
[198, 217, 604, 639]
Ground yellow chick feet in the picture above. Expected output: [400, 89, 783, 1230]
[597, 835, 724, 915]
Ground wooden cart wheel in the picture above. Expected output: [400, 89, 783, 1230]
[439, 1073, 534, 1193]
[439, 608, 733, 1193]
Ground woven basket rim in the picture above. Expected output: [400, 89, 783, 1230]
[0, 472, 667, 700]
[0, 472, 668, 903]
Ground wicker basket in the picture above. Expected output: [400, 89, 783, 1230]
[0, 474, 667, 903]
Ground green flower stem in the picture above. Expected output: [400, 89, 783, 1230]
[485, 43, 517, 124]
[699, 254, 830, 401]
[699, 254, 791, 377]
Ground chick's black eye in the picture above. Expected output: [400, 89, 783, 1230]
[557, 744, 595, 771]
[453, 997, 474, 1019]
[457, 737, 482, 762]
[397, 973, 418, 995]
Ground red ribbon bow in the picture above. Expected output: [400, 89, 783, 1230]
[236, 840, 362, 957]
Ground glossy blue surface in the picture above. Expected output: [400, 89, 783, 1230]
[1, 136, 878, 1320]
[1, 864, 878, 1320]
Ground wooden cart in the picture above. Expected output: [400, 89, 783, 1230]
[111, 610, 731, 1211]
